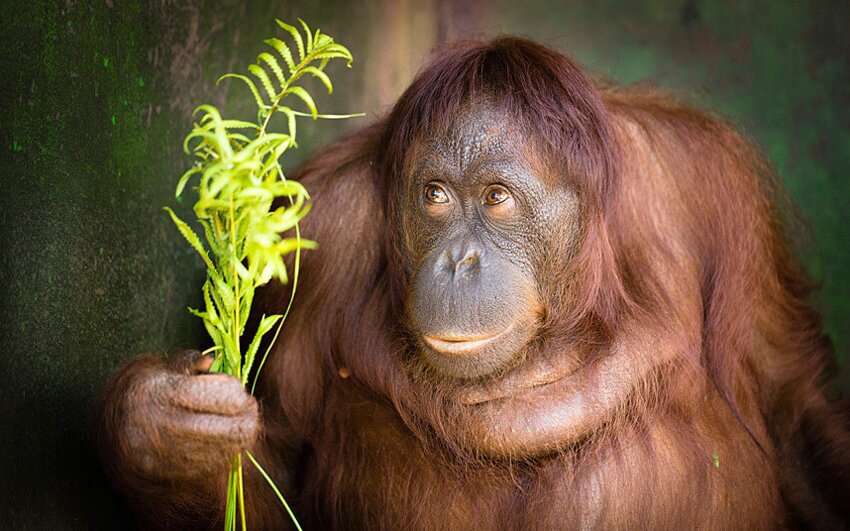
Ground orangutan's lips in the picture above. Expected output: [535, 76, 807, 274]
[423, 324, 514, 356]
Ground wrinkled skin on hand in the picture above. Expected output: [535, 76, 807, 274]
[97, 351, 259, 483]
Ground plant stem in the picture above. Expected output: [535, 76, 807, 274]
[251, 221, 302, 396]
[227, 193, 246, 531]
[237, 453, 247, 531]
[229, 192, 241, 378]
[246, 450, 302, 531]
[226, 459, 237, 531]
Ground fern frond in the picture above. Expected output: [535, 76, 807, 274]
[284, 86, 318, 118]
[164, 207, 215, 270]
[257, 52, 286, 86]
[167, 20, 360, 531]
[264, 38, 296, 74]
[301, 66, 333, 93]
[183, 131, 229, 159]
[218, 73, 266, 108]
[225, 132, 253, 145]
[299, 19, 313, 54]
[175, 166, 202, 196]
[248, 64, 277, 103]
[276, 20, 304, 61]
[314, 29, 331, 49]
[220, 120, 261, 130]
[322, 43, 354, 56]
[312, 51, 354, 64]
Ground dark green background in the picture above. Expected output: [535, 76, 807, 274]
[1, 1, 847, 527]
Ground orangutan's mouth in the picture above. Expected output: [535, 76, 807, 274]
[423, 323, 515, 357]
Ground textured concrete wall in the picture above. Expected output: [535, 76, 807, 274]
[1, 1, 847, 526]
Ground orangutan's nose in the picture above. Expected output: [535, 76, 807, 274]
[442, 239, 482, 278]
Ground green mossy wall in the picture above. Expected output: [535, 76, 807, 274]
[1, 1, 847, 527]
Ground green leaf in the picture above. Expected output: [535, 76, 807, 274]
[184, 130, 225, 158]
[197, 219, 219, 252]
[195, 105, 234, 155]
[314, 30, 330, 49]
[225, 132, 252, 146]
[298, 19, 313, 53]
[194, 104, 225, 125]
[260, 144, 292, 177]
[188, 307, 208, 320]
[248, 64, 276, 103]
[257, 52, 285, 87]
[239, 287, 254, 330]
[176, 166, 202, 197]
[235, 260, 252, 281]
[164, 207, 215, 270]
[221, 331, 240, 370]
[241, 314, 283, 385]
[312, 51, 354, 64]
[209, 354, 223, 373]
[301, 66, 333, 93]
[201, 282, 219, 324]
[275, 20, 304, 61]
[314, 43, 353, 67]
[284, 86, 317, 118]
[212, 273, 235, 314]
[221, 119, 260, 131]
[264, 38, 296, 74]
[192, 291, 223, 347]
[318, 43, 354, 59]
[237, 133, 292, 162]
[276, 237, 317, 257]
[218, 73, 266, 108]
[273, 106, 298, 141]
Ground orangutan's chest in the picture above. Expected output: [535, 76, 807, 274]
[308, 394, 781, 529]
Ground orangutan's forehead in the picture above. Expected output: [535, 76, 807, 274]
[406, 107, 527, 179]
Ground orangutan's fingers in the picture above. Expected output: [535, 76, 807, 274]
[168, 373, 257, 417]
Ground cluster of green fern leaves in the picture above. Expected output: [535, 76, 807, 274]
[165, 19, 358, 531]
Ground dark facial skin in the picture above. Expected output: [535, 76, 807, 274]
[401, 104, 580, 380]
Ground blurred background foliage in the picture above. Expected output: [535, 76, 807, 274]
[0, 0, 847, 527]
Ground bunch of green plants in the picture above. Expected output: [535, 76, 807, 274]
[164, 19, 359, 531]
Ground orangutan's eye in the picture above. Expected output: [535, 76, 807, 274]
[424, 184, 450, 204]
[483, 186, 510, 205]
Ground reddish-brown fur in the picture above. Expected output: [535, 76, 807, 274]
[95, 37, 849, 529]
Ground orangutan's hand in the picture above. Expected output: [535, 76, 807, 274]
[101, 350, 260, 482]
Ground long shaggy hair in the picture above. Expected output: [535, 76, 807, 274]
[246, 37, 848, 528]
